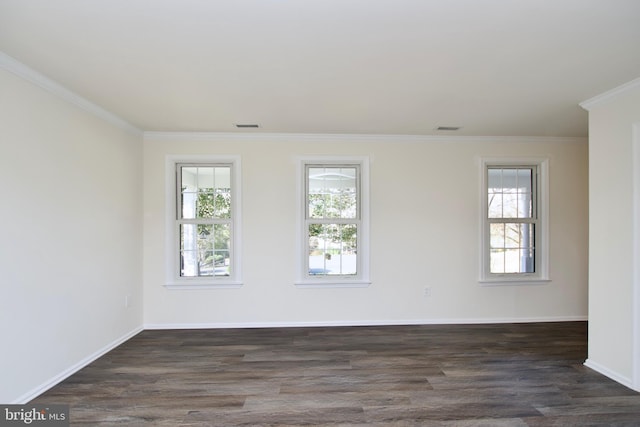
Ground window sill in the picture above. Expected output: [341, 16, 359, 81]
[165, 282, 243, 290]
[479, 277, 551, 286]
[295, 280, 371, 289]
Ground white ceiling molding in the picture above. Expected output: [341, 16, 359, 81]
[0, 51, 141, 136]
[144, 131, 586, 145]
[580, 76, 640, 111]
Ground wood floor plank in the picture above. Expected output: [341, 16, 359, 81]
[30, 322, 640, 426]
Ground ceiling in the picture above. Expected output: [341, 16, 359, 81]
[1, 0, 639, 137]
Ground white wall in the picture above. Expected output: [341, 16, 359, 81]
[0, 55, 593, 403]
[0, 68, 143, 403]
[582, 80, 640, 389]
[143, 134, 588, 328]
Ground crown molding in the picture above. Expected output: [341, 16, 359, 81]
[144, 131, 586, 144]
[0, 51, 141, 136]
[580, 76, 640, 111]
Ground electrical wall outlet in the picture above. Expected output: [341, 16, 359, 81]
[424, 287, 432, 297]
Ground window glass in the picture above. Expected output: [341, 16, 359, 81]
[178, 164, 232, 279]
[487, 168, 533, 219]
[489, 223, 535, 273]
[308, 223, 358, 276]
[308, 167, 357, 219]
[180, 166, 231, 220]
[487, 166, 536, 275]
[305, 165, 359, 278]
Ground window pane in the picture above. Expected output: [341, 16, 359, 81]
[502, 192, 519, 218]
[215, 167, 231, 189]
[487, 167, 534, 219]
[214, 191, 232, 219]
[199, 250, 215, 276]
[489, 223, 505, 248]
[490, 249, 505, 274]
[214, 250, 230, 276]
[180, 224, 198, 276]
[181, 167, 198, 219]
[180, 166, 232, 220]
[308, 193, 327, 218]
[197, 224, 214, 276]
[307, 166, 357, 219]
[488, 193, 503, 218]
[503, 249, 521, 273]
[489, 222, 535, 273]
[308, 223, 357, 276]
[504, 223, 521, 248]
[517, 169, 533, 218]
[181, 167, 198, 190]
[501, 169, 518, 218]
[198, 167, 215, 192]
[180, 223, 231, 277]
[214, 167, 232, 219]
[196, 193, 215, 218]
[487, 168, 502, 191]
[213, 223, 231, 277]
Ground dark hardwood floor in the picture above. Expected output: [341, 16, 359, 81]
[32, 322, 640, 426]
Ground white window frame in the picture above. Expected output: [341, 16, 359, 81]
[296, 156, 371, 287]
[165, 155, 242, 289]
[479, 157, 550, 285]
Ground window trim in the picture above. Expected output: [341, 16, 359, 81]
[295, 156, 371, 287]
[165, 155, 242, 289]
[479, 157, 550, 285]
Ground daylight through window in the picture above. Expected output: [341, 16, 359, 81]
[177, 164, 232, 278]
[305, 165, 360, 277]
[487, 166, 537, 274]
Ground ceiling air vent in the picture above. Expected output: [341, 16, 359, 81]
[435, 126, 461, 131]
[235, 124, 260, 128]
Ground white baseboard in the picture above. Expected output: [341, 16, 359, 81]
[584, 358, 635, 390]
[12, 326, 144, 404]
[144, 315, 587, 330]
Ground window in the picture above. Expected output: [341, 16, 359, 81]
[480, 158, 549, 284]
[297, 157, 370, 286]
[166, 156, 241, 288]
